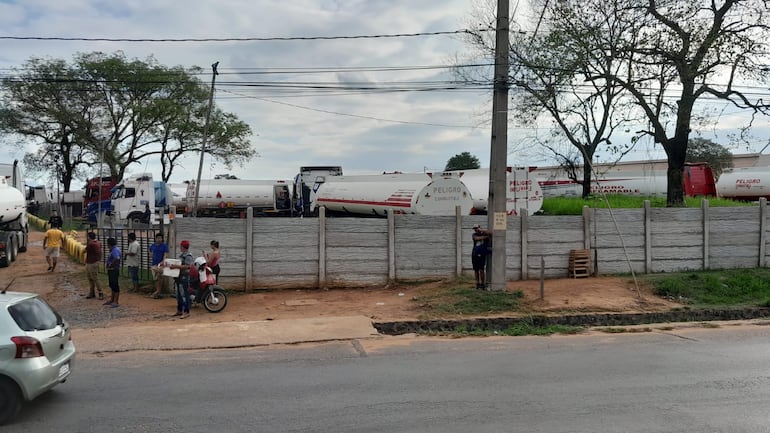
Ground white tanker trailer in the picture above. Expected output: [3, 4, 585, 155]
[0, 161, 29, 267]
[458, 167, 544, 216]
[0, 177, 26, 224]
[310, 172, 474, 216]
[716, 167, 770, 201]
[186, 178, 293, 217]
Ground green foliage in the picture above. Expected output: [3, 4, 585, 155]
[445, 152, 481, 171]
[686, 138, 733, 179]
[540, 195, 752, 215]
[414, 278, 524, 318]
[447, 323, 584, 337]
[642, 268, 770, 307]
[0, 52, 254, 185]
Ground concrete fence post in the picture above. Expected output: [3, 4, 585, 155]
[388, 210, 396, 282]
[702, 199, 710, 271]
[318, 206, 327, 289]
[246, 207, 254, 290]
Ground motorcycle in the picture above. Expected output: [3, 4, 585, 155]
[190, 257, 228, 313]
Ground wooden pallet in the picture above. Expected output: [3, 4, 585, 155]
[568, 249, 591, 278]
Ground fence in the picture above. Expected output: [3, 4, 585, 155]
[163, 199, 770, 290]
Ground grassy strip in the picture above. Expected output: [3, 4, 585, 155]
[541, 195, 751, 216]
[639, 268, 770, 307]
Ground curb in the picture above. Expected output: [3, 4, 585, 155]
[373, 307, 770, 335]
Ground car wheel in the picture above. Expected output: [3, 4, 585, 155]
[0, 378, 22, 425]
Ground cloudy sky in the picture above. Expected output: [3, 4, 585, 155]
[1, 0, 768, 186]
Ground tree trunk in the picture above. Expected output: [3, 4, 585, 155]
[664, 135, 688, 207]
[581, 160, 592, 198]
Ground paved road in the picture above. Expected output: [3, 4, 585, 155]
[6, 325, 770, 432]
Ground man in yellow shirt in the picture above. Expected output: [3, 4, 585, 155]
[43, 226, 66, 272]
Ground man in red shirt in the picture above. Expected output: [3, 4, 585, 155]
[85, 232, 104, 300]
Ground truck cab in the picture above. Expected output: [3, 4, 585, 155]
[110, 174, 167, 226]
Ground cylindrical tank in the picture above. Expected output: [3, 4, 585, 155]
[536, 171, 668, 197]
[187, 179, 286, 209]
[0, 178, 26, 223]
[717, 167, 770, 200]
[312, 173, 474, 216]
[458, 168, 544, 215]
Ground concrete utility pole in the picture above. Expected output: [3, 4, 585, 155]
[192, 61, 219, 218]
[486, 0, 510, 291]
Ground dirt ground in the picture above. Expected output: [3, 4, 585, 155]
[1, 231, 682, 329]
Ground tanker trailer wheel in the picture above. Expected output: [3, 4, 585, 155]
[8, 237, 17, 262]
[127, 212, 144, 227]
[17, 228, 27, 253]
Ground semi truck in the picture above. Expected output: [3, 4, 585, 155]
[0, 160, 29, 267]
[83, 176, 117, 223]
[109, 173, 171, 226]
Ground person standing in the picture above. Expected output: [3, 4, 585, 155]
[168, 240, 194, 319]
[205, 240, 221, 284]
[42, 224, 66, 272]
[47, 210, 63, 229]
[148, 233, 169, 298]
[104, 237, 121, 308]
[471, 224, 491, 289]
[84, 232, 104, 300]
[125, 233, 141, 291]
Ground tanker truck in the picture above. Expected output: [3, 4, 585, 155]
[186, 178, 293, 217]
[457, 167, 544, 216]
[309, 172, 474, 217]
[716, 167, 770, 201]
[0, 160, 29, 267]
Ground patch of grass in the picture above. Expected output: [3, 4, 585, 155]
[541, 195, 752, 215]
[413, 278, 524, 318]
[440, 323, 584, 337]
[641, 268, 770, 307]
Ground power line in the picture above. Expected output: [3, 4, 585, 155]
[0, 29, 475, 43]
[220, 89, 484, 129]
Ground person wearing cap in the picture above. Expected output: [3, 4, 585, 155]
[167, 240, 194, 319]
[471, 224, 491, 289]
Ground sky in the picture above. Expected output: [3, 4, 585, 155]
[0, 0, 768, 187]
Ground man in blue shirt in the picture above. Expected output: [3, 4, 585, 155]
[105, 237, 121, 308]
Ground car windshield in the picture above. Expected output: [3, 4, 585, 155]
[8, 297, 62, 331]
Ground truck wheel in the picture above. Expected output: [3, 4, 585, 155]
[0, 378, 22, 425]
[18, 230, 27, 253]
[8, 238, 16, 262]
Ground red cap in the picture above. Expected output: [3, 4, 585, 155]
[180, 240, 190, 249]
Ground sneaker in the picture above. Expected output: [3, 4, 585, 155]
[109, 303, 119, 308]
[172, 312, 183, 317]
[85, 294, 95, 299]
[98, 293, 104, 300]
[103, 301, 113, 306]
[180, 313, 189, 319]
[47, 267, 52, 272]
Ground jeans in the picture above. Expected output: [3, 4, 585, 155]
[175, 276, 190, 313]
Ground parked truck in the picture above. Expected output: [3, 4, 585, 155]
[0, 160, 29, 267]
[110, 173, 171, 226]
[293, 166, 343, 217]
[83, 176, 117, 223]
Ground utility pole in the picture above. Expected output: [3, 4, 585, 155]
[191, 61, 219, 218]
[486, 0, 510, 291]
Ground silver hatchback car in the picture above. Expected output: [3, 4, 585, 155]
[0, 290, 76, 425]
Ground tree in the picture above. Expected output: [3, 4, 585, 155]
[686, 138, 733, 180]
[0, 52, 255, 186]
[574, 0, 770, 206]
[461, 0, 638, 198]
[445, 152, 481, 170]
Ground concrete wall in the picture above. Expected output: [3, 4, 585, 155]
[171, 199, 769, 290]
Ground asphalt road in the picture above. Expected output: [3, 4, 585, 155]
[6, 325, 770, 433]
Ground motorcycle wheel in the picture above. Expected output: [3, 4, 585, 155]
[203, 286, 228, 313]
